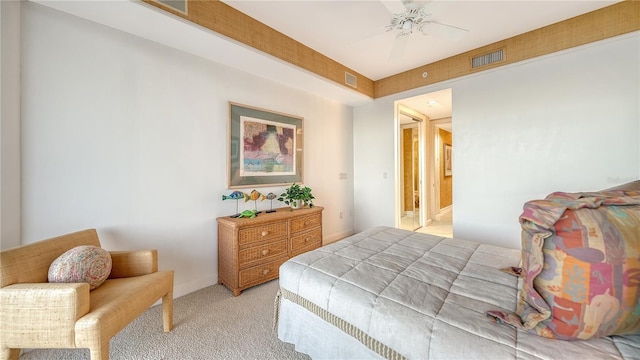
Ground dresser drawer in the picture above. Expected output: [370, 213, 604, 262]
[290, 228, 322, 256]
[238, 221, 288, 246]
[239, 239, 287, 268]
[239, 256, 287, 288]
[290, 213, 321, 234]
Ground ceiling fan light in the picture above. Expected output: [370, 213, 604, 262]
[402, 19, 413, 32]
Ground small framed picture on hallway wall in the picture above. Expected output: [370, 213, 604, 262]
[444, 143, 452, 177]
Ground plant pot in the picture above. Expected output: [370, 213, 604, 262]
[290, 202, 304, 210]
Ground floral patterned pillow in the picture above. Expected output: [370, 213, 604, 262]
[48, 245, 112, 290]
[489, 190, 640, 340]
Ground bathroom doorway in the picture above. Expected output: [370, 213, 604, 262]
[396, 105, 426, 231]
[395, 89, 453, 237]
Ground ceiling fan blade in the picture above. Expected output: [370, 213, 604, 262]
[427, 21, 469, 33]
[380, 0, 408, 15]
[419, 21, 469, 41]
[420, 1, 452, 15]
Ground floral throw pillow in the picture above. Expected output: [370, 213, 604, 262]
[48, 245, 112, 290]
[488, 190, 640, 340]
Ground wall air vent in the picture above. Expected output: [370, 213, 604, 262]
[345, 72, 357, 88]
[155, 0, 188, 14]
[471, 49, 504, 68]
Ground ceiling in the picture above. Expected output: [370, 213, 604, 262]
[222, 0, 619, 120]
[34, 0, 620, 122]
[223, 0, 617, 81]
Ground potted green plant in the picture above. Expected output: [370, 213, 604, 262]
[278, 183, 315, 210]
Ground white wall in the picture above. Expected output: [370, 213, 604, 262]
[354, 32, 640, 249]
[19, 3, 354, 297]
[353, 99, 397, 229]
[0, 0, 22, 250]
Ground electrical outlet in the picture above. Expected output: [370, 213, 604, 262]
[339, 212, 343, 219]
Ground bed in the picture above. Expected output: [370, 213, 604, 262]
[275, 225, 640, 359]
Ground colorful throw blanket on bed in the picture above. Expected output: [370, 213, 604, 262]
[488, 190, 640, 341]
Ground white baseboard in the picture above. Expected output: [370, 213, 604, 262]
[323, 230, 354, 245]
[172, 275, 218, 300]
[436, 206, 452, 221]
[439, 205, 452, 214]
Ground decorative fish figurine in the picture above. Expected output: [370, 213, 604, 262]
[244, 189, 266, 202]
[223, 191, 245, 218]
[222, 191, 245, 201]
[265, 192, 277, 213]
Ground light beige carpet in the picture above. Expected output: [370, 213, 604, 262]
[19, 280, 310, 360]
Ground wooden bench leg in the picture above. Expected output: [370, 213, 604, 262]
[162, 291, 173, 332]
[0, 347, 20, 360]
[89, 343, 109, 360]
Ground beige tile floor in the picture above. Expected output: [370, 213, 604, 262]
[416, 210, 452, 238]
[401, 209, 453, 238]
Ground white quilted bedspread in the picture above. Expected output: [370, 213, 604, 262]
[278, 226, 639, 359]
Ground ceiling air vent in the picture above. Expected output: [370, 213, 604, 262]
[155, 0, 187, 14]
[345, 72, 357, 88]
[471, 49, 504, 69]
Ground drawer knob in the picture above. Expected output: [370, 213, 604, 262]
[262, 269, 270, 275]
[261, 249, 270, 256]
[261, 231, 269, 237]
[305, 237, 311, 242]
[304, 221, 310, 226]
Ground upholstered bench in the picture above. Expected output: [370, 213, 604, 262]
[0, 229, 174, 360]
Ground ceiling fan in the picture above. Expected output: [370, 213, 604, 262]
[382, 0, 468, 58]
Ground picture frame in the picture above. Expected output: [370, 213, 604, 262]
[228, 102, 304, 188]
[443, 143, 452, 177]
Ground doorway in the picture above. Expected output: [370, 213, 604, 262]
[395, 89, 453, 237]
[396, 105, 426, 231]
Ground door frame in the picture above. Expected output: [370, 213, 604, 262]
[394, 103, 429, 230]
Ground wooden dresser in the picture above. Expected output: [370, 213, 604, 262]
[217, 206, 323, 296]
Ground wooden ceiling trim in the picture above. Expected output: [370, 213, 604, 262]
[143, 0, 375, 98]
[143, 1, 637, 100]
[375, 1, 640, 98]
